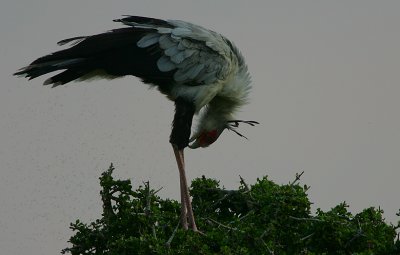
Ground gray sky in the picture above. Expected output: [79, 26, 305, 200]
[1, 1, 399, 254]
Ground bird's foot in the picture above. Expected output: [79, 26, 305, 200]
[192, 228, 205, 236]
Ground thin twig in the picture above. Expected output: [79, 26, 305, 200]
[300, 232, 315, 241]
[152, 225, 157, 240]
[345, 219, 365, 248]
[144, 181, 157, 239]
[259, 237, 275, 255]
[135, 213, 146, 216]
[165, 220, 180, 248]
[208, 192, 233, 209]
[238, 210, 254, 221]
[260, 230, 268, 239]
[206, 217, 238, 231]
[289, 216, 323, 222]
[289, 171, 305, 186]
[144, 181, 151, 217]
[153, 186, 163, 195]
[239, 175, 250, 191]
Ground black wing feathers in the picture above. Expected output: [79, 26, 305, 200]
[14, 27, 175, 87]
[57, 36, 87, 46]
[113, 16, 173, 28]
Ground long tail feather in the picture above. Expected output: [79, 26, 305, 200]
[14, 22, 174, 87]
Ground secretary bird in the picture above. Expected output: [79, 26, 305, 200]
[14, 16, 258, 231]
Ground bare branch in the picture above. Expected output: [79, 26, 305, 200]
[238, 210, 254, 221]
[289, 216, 323, 222]
[165, 220, 180, 248]
[300, 232, 315, 241]
[259, 236, 275, 255]
[289, 171, 305, 186]
[205, 217, 238, 232]
[239, 175, 250, 191]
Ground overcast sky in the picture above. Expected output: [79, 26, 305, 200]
[1, 1, 399, 254]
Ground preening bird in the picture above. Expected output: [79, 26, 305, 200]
[14, 16, 258, 231]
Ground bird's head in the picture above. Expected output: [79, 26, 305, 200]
[188, 120, 259, 149]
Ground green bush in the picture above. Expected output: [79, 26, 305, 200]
[62, 164, 400, 255]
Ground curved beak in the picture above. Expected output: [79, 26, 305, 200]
[188, 136, 200, 149]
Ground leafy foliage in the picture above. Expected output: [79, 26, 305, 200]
[62, 164, 400, 254]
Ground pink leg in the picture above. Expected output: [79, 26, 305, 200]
[172, 146, 198, 231]
[179, 166, 188, 230]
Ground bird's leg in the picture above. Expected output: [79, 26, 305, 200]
[173, 146, 188, 229]
[170, 97, 197, 231]
[172, 146, 198, 231]
[180, 185, 188, 230]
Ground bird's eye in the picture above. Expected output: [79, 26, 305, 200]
[198, 129, 219, 147]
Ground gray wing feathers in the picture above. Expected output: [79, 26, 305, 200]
[157, 56, 176, 72]
[159, 35, 176, 49]
[134, 20, 233, 85]
[137, 33, 160, 48]
[164, 46, 180, 57]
